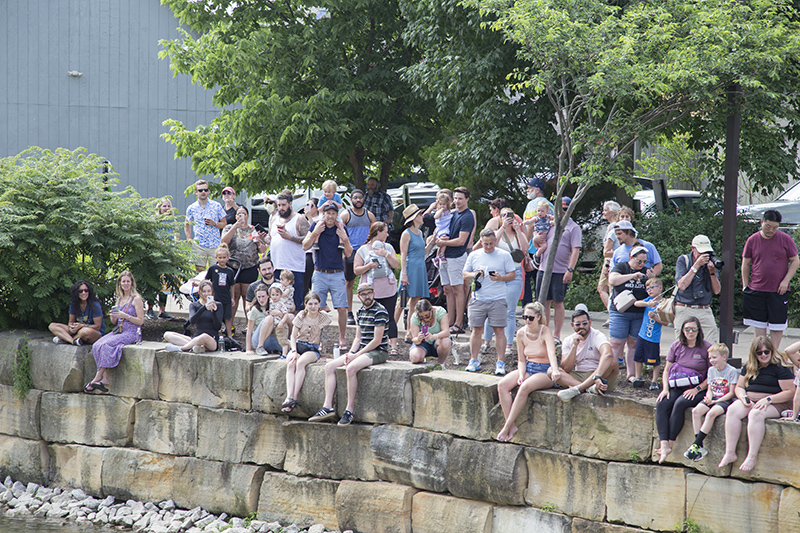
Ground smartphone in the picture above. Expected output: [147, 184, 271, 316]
[505, 213, 513, 218]
[254, 223, 266, 233]
[111, 305, 119, 313]
[489, 270, 498, 276]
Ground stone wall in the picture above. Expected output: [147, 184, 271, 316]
[1, 331, 799, 532]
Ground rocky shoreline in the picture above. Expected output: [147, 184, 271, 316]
[0, 476, 344, 533]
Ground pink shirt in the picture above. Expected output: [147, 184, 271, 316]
[743, 230, 798, 292]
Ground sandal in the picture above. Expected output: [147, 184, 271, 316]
[83, 382, 97, 393]
[94, 382, 109, 392]
[280, 398, 299, 413]
[450, 325, 466, 335]
[389, 348, 399, 357]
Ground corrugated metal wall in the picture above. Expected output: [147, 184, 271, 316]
[0, 0, 220, 214]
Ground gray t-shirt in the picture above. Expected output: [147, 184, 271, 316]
[463, 248, 516, 301]
[707, 363, 740, 401]
[675, 253, 717, 306]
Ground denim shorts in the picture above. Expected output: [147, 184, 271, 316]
[295, 341, 321, 359]
[311, 270, 348, 308]
[526, 361, 551, 375]
[608, 310, 644, 340]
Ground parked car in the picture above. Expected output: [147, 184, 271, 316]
[387, 182, 441, 251]
[738, 181, 800, 226]
[249, 185, 349, 228]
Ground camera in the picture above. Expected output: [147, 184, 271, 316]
[704, 251, 724, 269]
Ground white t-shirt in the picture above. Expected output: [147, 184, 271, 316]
[463, 248, 516, 301]
[561, 328, 611, 372]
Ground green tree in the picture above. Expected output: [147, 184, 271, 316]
[0, 147, 192, 330]
[160, 0, 440, 193]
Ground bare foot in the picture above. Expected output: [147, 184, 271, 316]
[658, 446, 672, 464]
[496, 425, 518, 442]
[718, 452, 737, 468]
[739, 456, 758, 471]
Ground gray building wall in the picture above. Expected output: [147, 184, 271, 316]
[0, 0, 220, 214]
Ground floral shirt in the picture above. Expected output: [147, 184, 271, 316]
[186, 200, 226, 248]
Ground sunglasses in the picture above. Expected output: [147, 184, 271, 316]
[418, 314, 431, 320]
[572, 320, 589, 327]
[683, 327, 698, 332]
[633, 258, 646, 264]
[78, 288, 89, 293]
[222, 191, 234, 195]
[196, 188, 209, 193]
[522, 315, 538, 321]
[756, 349, 772, 355]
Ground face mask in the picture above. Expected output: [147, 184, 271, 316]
[266, 203, 275, 214]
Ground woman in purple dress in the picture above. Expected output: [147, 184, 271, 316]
[85, 271, 144, 393]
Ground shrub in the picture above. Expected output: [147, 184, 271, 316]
[0, 147, 193, 329]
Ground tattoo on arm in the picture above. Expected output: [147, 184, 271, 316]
[296, 216, 310, 239]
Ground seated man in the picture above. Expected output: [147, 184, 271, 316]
[553, 307, 619, 401]
[308, 282, 389, 426]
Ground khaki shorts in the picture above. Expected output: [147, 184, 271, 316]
[365, 349, 389, 364]
[571, 370, 618, 392]
[440, 252, 468, 286]
[597, 262, 610, 291]
[191, 240, 218, 269]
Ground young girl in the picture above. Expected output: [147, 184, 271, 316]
[245, 286, 270, 354]
[281, 292, 332, 413]
[279, 270, 296, 313]
[205, 244, 235, 338]
[255, 283, 292, 355]
[427, 190, 453, 265]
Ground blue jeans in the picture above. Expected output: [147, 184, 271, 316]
[483, 267, 523, 346]
[251, 321, 282, 353]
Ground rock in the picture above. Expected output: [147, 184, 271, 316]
[370, 425, 451, 493]
[82, 343, 159, 399]
[46, 506, 69, 519]
[133, 400, 198, 456]
[307, 525, 326, 533]
[11, 480, 26, 497]
[25, 482, 40, 495]
[40, 392, 134, 446]
[779, 486, 800, 533]
[411, 492, 492, 533]
[606, 463, 685, 531]
[159, 499, 176, 510]
[283, 421, 376, 481]
[101, 448, 174, 503]
[71, 488, 88, 500]
[99, 495, 115, 508]
[335, 480, 417, 533]
[196, 407, 286, 468]
[27, 338, 86, 392]
[1, 489, 14, 503]
[257, 472, 339, 529]
[492, 506, 572, 533]
[568, 394, 654, 461]
[412, 370, 500, 440]
[171, 456, 265, 516]
[252, 361, 328, 418]
[487, 389, 572, 452]
[231, 517, 245, 527]
[730, 417, 800, 488]
[446, 439, 527, 505]
[686, 473, 780, 533]
[195, 515, 215, 528]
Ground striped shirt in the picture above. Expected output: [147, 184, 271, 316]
[356, 302, 389, 352]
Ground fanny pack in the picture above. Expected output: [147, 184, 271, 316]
[668, 363, 704, 388]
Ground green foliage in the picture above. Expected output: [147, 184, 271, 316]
[564, 269, 604, 313]
[12, 337, 33, 401]
[160, 0, 440, 192]
[674, 518, 712, 533]
[0, 147, 193, 330]
[636, 133, 709, 190]
[540, 502, 558, 513]
[242, 511, 257, 527]
[629, 451, 642, 464]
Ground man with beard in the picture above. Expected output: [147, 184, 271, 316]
[364, 177, 394, 229]
[245, 257, 275, 312]
[554, 307, 618, 401]
[308, 282, 389, 426]
[269, 190, 309, 311]
[341, 189, 375, 324]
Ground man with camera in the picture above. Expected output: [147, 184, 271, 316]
[674, 235, 721, 343]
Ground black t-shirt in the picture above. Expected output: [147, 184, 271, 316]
[245, 277, 274, 303]
[742, 363, 794, 394]
[610, 262, 648, 314]
[206, 264, 235, 305]
[225, 204, 243, 226]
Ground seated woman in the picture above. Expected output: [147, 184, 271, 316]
[50, 280, 105, 346]
[281, 292, 332, 413]
[86, 271, 144, 393]
[252, 283, 292, 356]
[718, 336, 796, 471]
[164, 280, 223, 353]
[408, 299, 451, 364]
[496, 302, 561, 442]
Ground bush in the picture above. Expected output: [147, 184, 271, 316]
[0, 147, 193, 329]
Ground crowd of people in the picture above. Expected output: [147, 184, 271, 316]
[46, 177, 800, 469]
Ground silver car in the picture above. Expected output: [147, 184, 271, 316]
[738, 182, 800, 226]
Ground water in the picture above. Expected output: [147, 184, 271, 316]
[0, 513, 116, 533]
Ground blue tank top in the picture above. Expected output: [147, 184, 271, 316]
[346, 208, 371, 250]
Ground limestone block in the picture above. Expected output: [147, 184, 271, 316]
[0, 435, 48, 485]
[82, 343, 160, 399]
[488, 389, 572, 452]
[47, 444, 104, 496]
[729, 418, 800, 488]
[568, 394, 654, 461]
[525, 448, 607, 521]
[412, 371, 499, 441]
[335, 480, 417, 533]
[334, 362, 429, 425]
[133, 400, 198, 456]
[0, 331, 21, 386]
[101, 448, 174, 502]
[657, 410, 731, 477]
[0, 385, 41, 439]
[171, 457, 265, 516]
[446, 439, 527, 505]
[40, 392, 134, 447]
[196, 407, 285, 468]
[283, 421, 375, 481]
[779, 486, 800, 533]
[156, 350, 269, 410]
[257, 472, 339, 530]
[251, 360, 327, 418]
[370, 425, 451, 493]
[572, 518, 649, 533]
[492, 506, 572, 533]
[411, 492, 492, 533]
[606, 462, 685, 531]
[29, 338, 86, 392]
[686, 473, 780, 533]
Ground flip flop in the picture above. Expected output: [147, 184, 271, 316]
[94, 382, 109, 393]
[389, 348, 400, 357]
[83, 382, 97, 393]
[450, 325, 466, 335]
[281, 398, 299, 413]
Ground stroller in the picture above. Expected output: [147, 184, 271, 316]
[178, 271, 242, 351]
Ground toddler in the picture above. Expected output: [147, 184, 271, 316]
[531, 199, 552, 268]
[426, 190, 453, 265]
[319, 179, 343, 212]
[254, 283, 292, 356]
[279, 270, 296, 313]
[205, 244, 235, 338]
[684, 343, 739, 461]
[632, 277, 668, 389]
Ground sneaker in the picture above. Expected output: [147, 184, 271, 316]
[618, 358, 626, 369]
[586, 384, 599, 395]
[231, 325, 236, 336]
[192, 345, 206, 353]
[53, 336, 60, 344]
[649, 381, 660, 391]
[632, 378, 646, 388]
[558, 386, 581, 402]
[255, 347, 268, 355]
[73, 338, 83, 346]
[158, 312, 175, 320]
[494, 361, 506, 376]
[347, 312, 356, 326]
[146, 309, 158, 320]
[479, 343, 490, 355]
[504, 346, 513, 358]
[531, 254, 541, 270]
[309, 407, 336, 422]
[684, 444, 707, 462]
[164, 343, 182, 352]
[338, 409, 355, 426]
[466, 359, 481, 373]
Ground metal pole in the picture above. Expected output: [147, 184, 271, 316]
[720, 84, 741, 350]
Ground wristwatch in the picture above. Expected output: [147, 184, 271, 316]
[567, 267, 574, 272]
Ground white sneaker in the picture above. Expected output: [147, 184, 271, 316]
[192, 345, 206, 353]
[255, 347, 267, 355]
[504, 346, 513, 357]
[557, 386, 581, 402]
[494, 361, 506, 376]
[53, 336, 60, 344]
[586, 384, 599, 395]
[479, 343, 490, 355]
[164, 344, 182, 352]
[466, 359, 481, 372]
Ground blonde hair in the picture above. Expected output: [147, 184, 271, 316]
[280, 270, 295, 283]
[536, 199, 549, 211]
[645, 277, 662, 288]
[708, 343, 730, 359]
[744, 336, 790, 385]
[215, 244, 230, 257]
[115, 270, 139, 300]
[523, 301, 544, 320]
[436, 190, 454, 209]
[322, 180, 338, 192]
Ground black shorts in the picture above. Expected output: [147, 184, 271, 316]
[235, 265, 259, 284]
[742, 287, 789, 330]
[634, 337, 661, 366]
[345, 251, 357, 282]
[221, 301, 232, 320]
[413, 342, 438, 359]
[535, 271, 566, 303]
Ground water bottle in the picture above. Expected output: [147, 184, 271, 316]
[333, 344, 340, 359]
[400, 285, 408, 308]
[137, 326, 142, 344]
